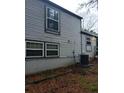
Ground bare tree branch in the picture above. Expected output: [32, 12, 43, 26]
[76, 0, 98, 32]
[87, 19, 97, 30]
[77, 0, 98, 12]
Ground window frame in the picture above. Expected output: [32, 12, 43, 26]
[45, 43, 59, 57]
[86, 37, 92, 52]
[26, 41, 44, 58]
[86, 37, 91, 45]
[46, 7, 60, 33]
[86, 45, 92, 52]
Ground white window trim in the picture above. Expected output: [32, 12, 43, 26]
[45, 43, 59, 57]
[86, 45, 92, 52]
[47, 17, 59, 22]
[26, 41, 44, 58]
[86, 36, 92, 45]
[46, 7, 59, 32]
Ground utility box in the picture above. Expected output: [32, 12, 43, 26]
[80, 54, 89, 65]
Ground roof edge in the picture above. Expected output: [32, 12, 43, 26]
[40, 0, 82, 19]
[81, 30, 98, 38]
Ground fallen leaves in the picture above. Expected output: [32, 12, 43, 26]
[26, 60, 98, 93]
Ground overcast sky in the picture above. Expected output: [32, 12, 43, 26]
[50, 0, 83, 13]
[50, 0, 98, 32]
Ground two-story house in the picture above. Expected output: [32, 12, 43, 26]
[25, 0, 82, 74]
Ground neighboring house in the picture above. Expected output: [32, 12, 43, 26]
[81, 30, 98, 60]
[25, 0, 82, 74]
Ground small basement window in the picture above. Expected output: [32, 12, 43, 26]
[26, 41, 44, 58]
[45, 43, 59, 57]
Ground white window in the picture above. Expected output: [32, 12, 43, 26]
[86, 37, 91, 45]
[26, 41, 44, 58]
[45, 43, 59, 57]
[86, 45, 92, 52]
[46, 7, 59, 32]
[86, 37, 92, 52]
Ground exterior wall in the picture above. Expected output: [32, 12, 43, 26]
[25, 0, 81, 74]
[81, 34, 97, 59]
[26, 57, 79, 74]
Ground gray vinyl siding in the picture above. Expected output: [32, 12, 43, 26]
[26, 57, 76, 74]
[25, 0, 81, 74]
[25, 0, 45, 40]
[26, 0, 81, 57]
